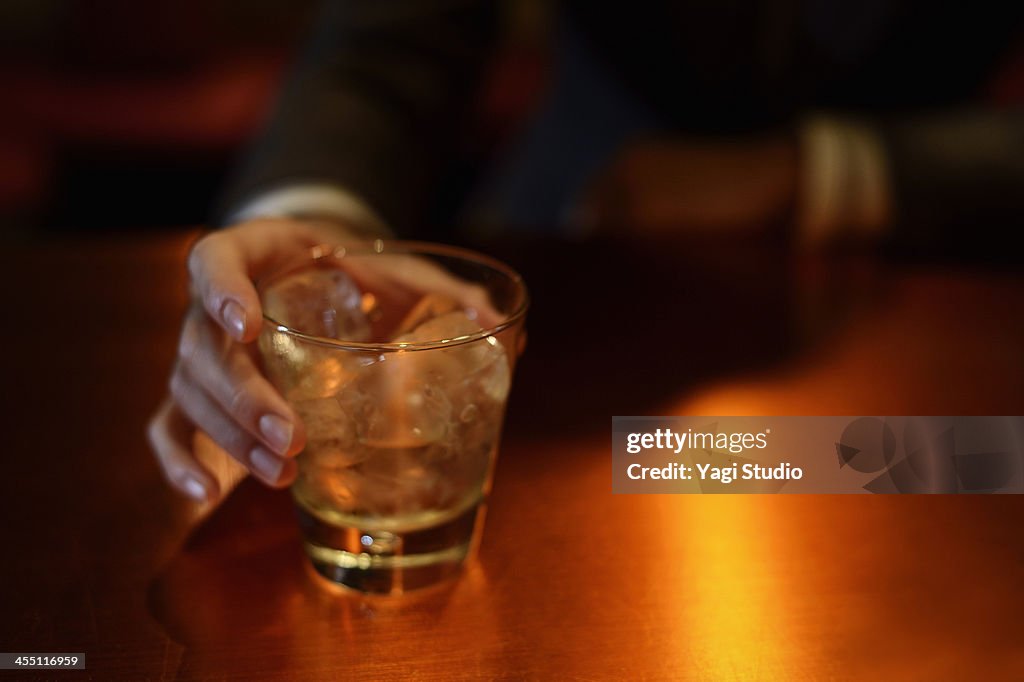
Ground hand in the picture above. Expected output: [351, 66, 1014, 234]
[147, 218, 503, 503]
[148, 218, 338, 502]
[576, 135, 798, 235]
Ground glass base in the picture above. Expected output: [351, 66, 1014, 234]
[297, 502, 486, 594]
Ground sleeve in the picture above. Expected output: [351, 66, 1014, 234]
[215, 0, 497, 235]
[226, 183, 393, 238]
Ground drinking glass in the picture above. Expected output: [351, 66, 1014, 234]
[257, 241, 527, 593]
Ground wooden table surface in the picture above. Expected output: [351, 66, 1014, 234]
[1, 232, 1023, 681]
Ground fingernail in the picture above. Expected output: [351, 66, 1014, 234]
[250, 445, 284, 482]
[259, 414, 293, 454]
[221, 300, 247, 338]
[183, 476, 208, 501]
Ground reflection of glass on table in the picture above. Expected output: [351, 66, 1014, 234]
[257, 242, 528, 593]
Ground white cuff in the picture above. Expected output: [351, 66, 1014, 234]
[798, 116, 892, 248]
[228, 183, 392, 237]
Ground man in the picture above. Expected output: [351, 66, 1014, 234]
[149, 0, 1024, 500]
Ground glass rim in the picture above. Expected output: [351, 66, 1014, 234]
[259, 240, 529, 353]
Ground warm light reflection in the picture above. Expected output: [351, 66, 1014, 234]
[675, 388, 780, 418]
[191, 431, 248, 514]
[659, 495, 796, 678]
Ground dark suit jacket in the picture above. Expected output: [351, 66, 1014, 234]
[220, 0, 1024, 256]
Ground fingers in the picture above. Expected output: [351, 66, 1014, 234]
[169, 361, 298, 488]
[178, 305, 306, 459]
[147, 398, 219, 502]
[411, 272, 504, 330]
[453, 282, 504, 330]
[187, 220, 326, 344]
[187, 231, 264, 343]
[398, 258, 504, 329]
[157, 218, 356, 498]
[343, 254, 506, 330]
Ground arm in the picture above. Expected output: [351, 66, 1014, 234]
[217, 0, 497, 234]
[150, 1, 497, 501]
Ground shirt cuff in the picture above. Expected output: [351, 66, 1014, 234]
[227, 183, 393, 238]
[798, 115, 893, 248]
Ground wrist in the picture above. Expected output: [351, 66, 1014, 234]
[226, 183, 393, 240]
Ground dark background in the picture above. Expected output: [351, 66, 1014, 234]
[0, 0, 550, 238]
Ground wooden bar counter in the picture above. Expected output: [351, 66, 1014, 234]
[1, 232, 1022, 680]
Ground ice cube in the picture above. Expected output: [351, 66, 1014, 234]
[298, 466, 361, 514]
[397, 311, 511, 404]
[353, 443, 454, 516]
[259, 329, 356, 400]
[393, 293, 460, 336]
[262, 266, 371, 342]
[339, 358, 453, 448]
[293, 396, 367, 468]
[398, 310, 480, 343]
[289, 309, 512, 520]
